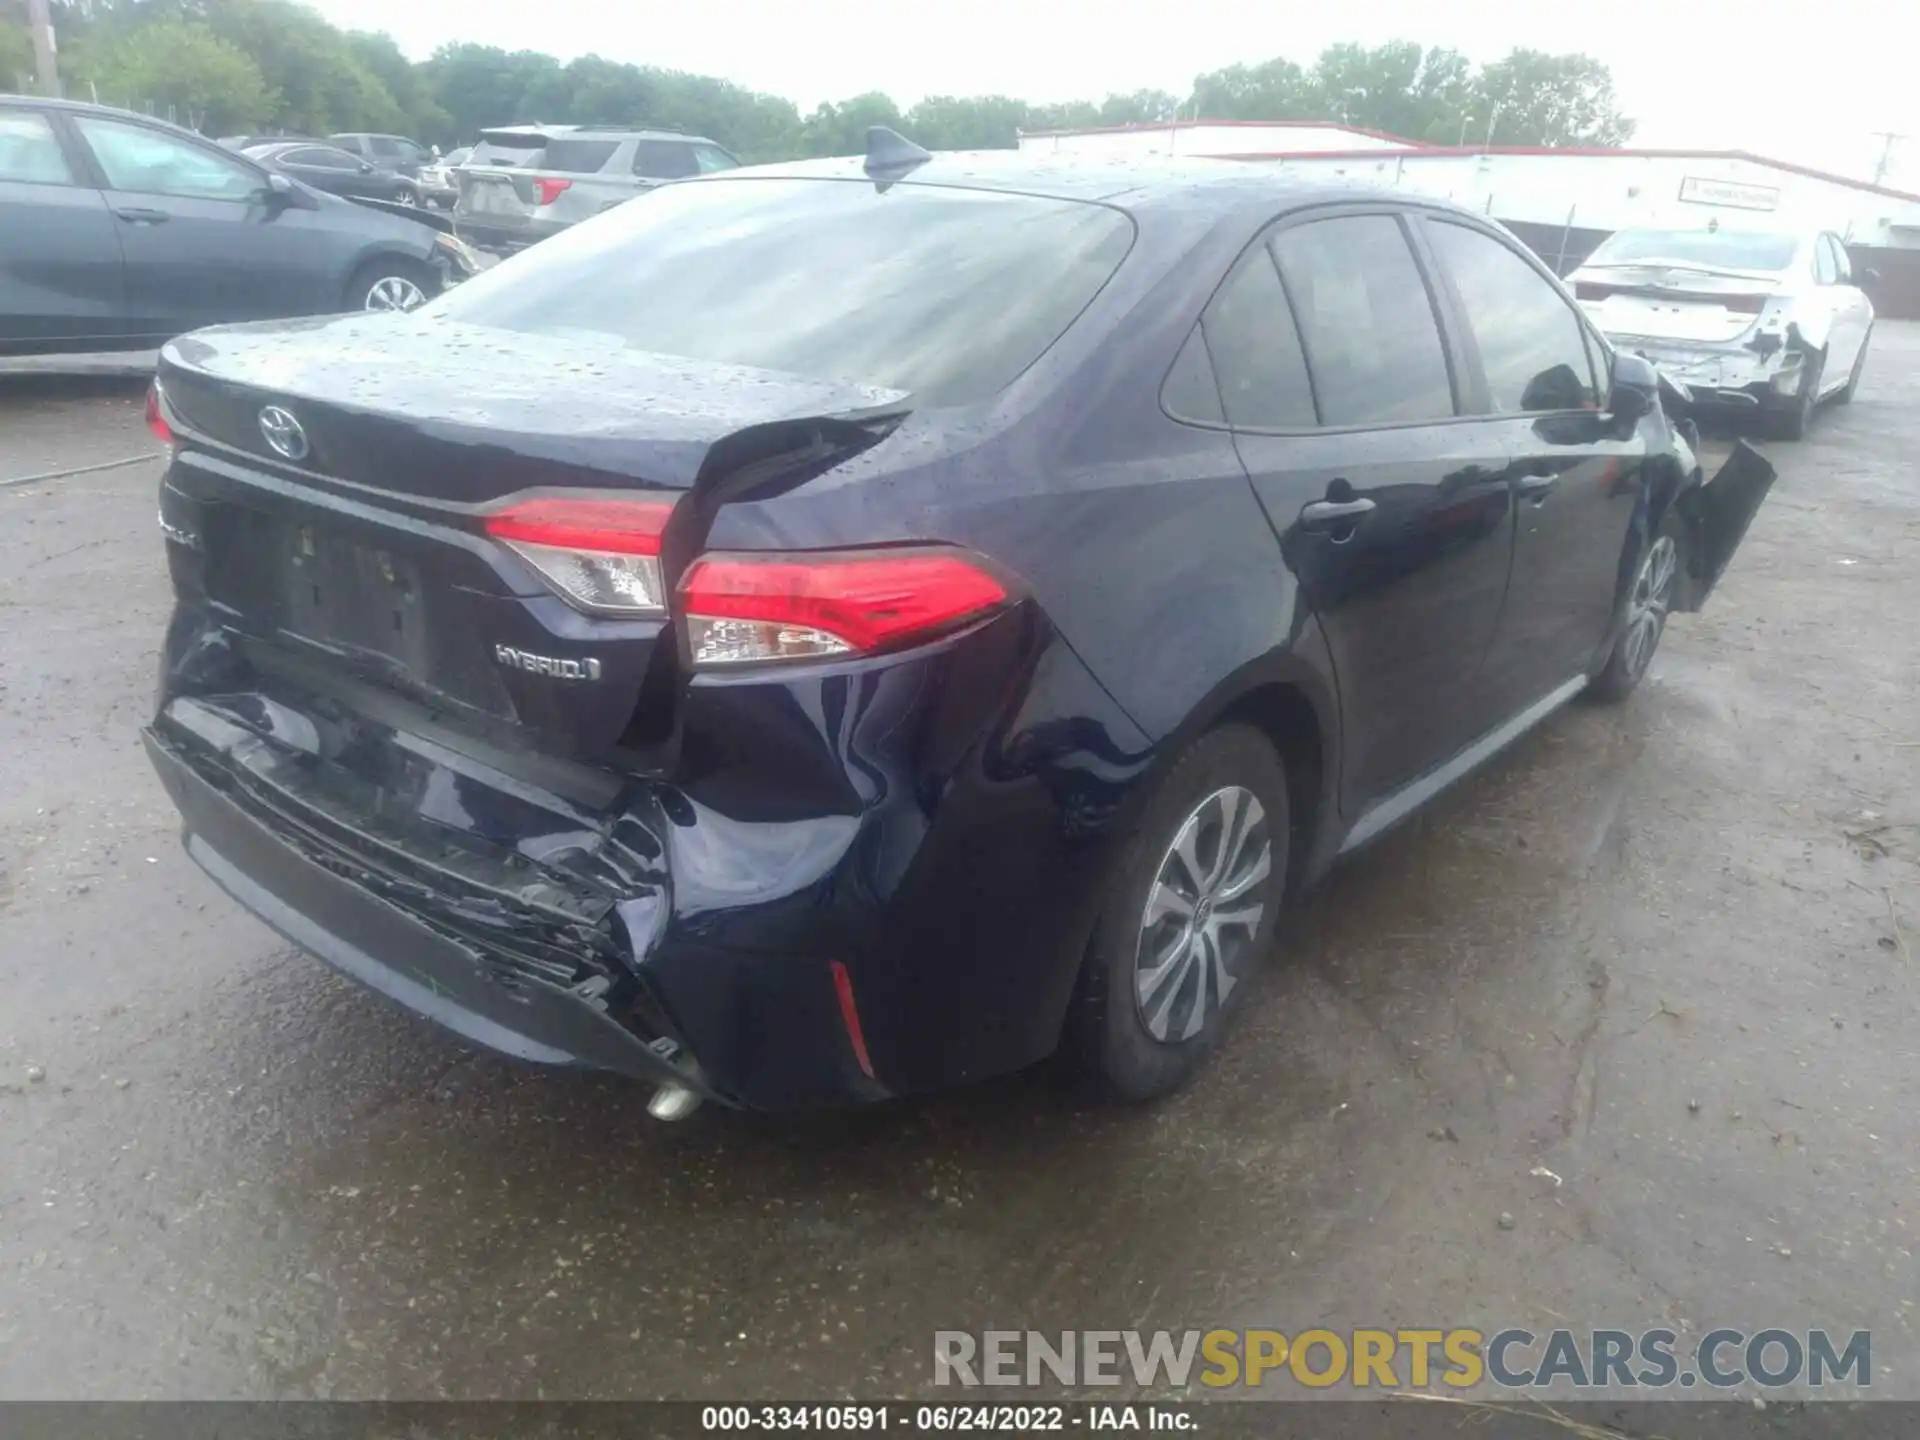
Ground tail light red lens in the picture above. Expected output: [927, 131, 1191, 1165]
[144, 382, 175, 445]
[1718, 294, 1768, 314]
[484, 495, 676, 615]
[678, 548, 1010, 666]
[1574, 282, 1613, 301]
[533, 177, 572, 206]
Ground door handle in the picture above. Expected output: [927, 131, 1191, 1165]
[112, 207, 171, 225]
[1299, 497, 1377, 530]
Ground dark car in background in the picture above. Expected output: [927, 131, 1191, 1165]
[0, 96, 479, 353]
[141, 145, 1773, 1119]
[246, 140, 423, 206]
[454, 124, 739, 254]
[328, 131, 434, 178]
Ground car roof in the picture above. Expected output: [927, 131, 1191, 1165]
[561, 128, 722, 144]
[3, 93, 269, 150]
[690, 150, 1476, 220]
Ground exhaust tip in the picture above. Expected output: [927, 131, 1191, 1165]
[647, 1081, 703, 1122]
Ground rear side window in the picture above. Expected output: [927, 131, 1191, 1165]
[281, 147, 356, 169]
[633, 140, 699, 179]
[368, 136, 402, 158]
[1828, 236, 1854, 284]
[1425, 220, 1598, 413]
[438, 177, 1135, 407]
[692, 144, 738, 174]
[1199, 245, 1316, 428]
[541, 138, 620, 173]
[0, 111, 74, 185]
[1272, 215, 1455, 426]
[1814, 236, 1838, 284]
[1162, 328, 1224, 425]
[471, 130, 547, 167]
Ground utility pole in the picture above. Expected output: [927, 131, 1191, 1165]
[1871, 131, 1904, 187]
[26, 0, 60, 97]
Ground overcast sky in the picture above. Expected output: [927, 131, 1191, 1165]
[308, 0, 1913, 186]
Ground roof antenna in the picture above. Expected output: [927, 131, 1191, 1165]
[865, 126, 931, 177]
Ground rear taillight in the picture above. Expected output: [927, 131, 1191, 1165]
[1574, 282, 1614, 301]
[145, 382, 174, 445]
[533, 177, 572, 206]
[678, 548, 1009, 666]
[1719, 294, 1768, 314]
[484, 495, 676, 616]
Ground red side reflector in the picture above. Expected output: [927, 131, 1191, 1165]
[829, 960, 876, 1080]
[144, 383, 174, 444]
[679, 549, 1009, 658]
[533, 177, 572, 206]
[483, 496, 675, 556]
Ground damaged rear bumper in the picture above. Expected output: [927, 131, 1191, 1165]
[1619, 335, 1813, 414]
[143, 713, 713, 1094]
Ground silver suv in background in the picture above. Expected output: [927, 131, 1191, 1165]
[453, 126, 740, 253]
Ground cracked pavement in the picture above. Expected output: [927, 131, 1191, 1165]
[0, 333, 1917, 1402]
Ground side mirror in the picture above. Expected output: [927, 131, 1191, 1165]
[431, 145, 443, 160]
[1608, 351, 1659, 422]
[359, 161, 376, 174]
[263, 172, 315, 210]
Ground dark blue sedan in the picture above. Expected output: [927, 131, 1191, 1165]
[138, 135, 1772, 1114]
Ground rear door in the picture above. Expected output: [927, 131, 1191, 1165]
[0, 105, 129, 351]
[67, 113, 335, 333]
[1821, 234, 1872, 384]
[1419, 214, 1645, 722]
[1223, 207, 1516, 817]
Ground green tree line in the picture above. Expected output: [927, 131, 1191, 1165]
[3, 0, 1634, 154]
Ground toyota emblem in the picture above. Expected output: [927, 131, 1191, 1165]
[258, 405, 310, 462]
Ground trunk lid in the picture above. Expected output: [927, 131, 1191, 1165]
[157, 315, 906, 764]
[1573, 263, 1786, 344]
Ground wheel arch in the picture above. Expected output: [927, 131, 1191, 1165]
[1144, 622, 1345, 898]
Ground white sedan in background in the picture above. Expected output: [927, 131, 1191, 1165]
[1570, 224, 1875, 439]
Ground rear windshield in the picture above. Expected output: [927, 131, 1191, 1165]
[1585, 228, 1799, 272]
[470, 130, 549, 167]
[435, 177, 1136, 406]
[538, 138, 620, 174]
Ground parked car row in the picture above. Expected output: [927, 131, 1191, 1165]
[2, 97, 479, 353]
[138, 132, 1778, 1118]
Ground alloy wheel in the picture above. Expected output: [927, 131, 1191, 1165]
[1620, 535, 1676, 681]
[1134, 785, 1271, 1043]
[364, 276, 427, 312]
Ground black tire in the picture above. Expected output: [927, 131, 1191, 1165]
[1767, 350, 1824, 441]
[1836, 328, 1871, 404]
[391, 185, 418, 207]
[1065, 724, 1288, 1101]
[344, 258, 435, 314]
[1587, 512, 1684, 704]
